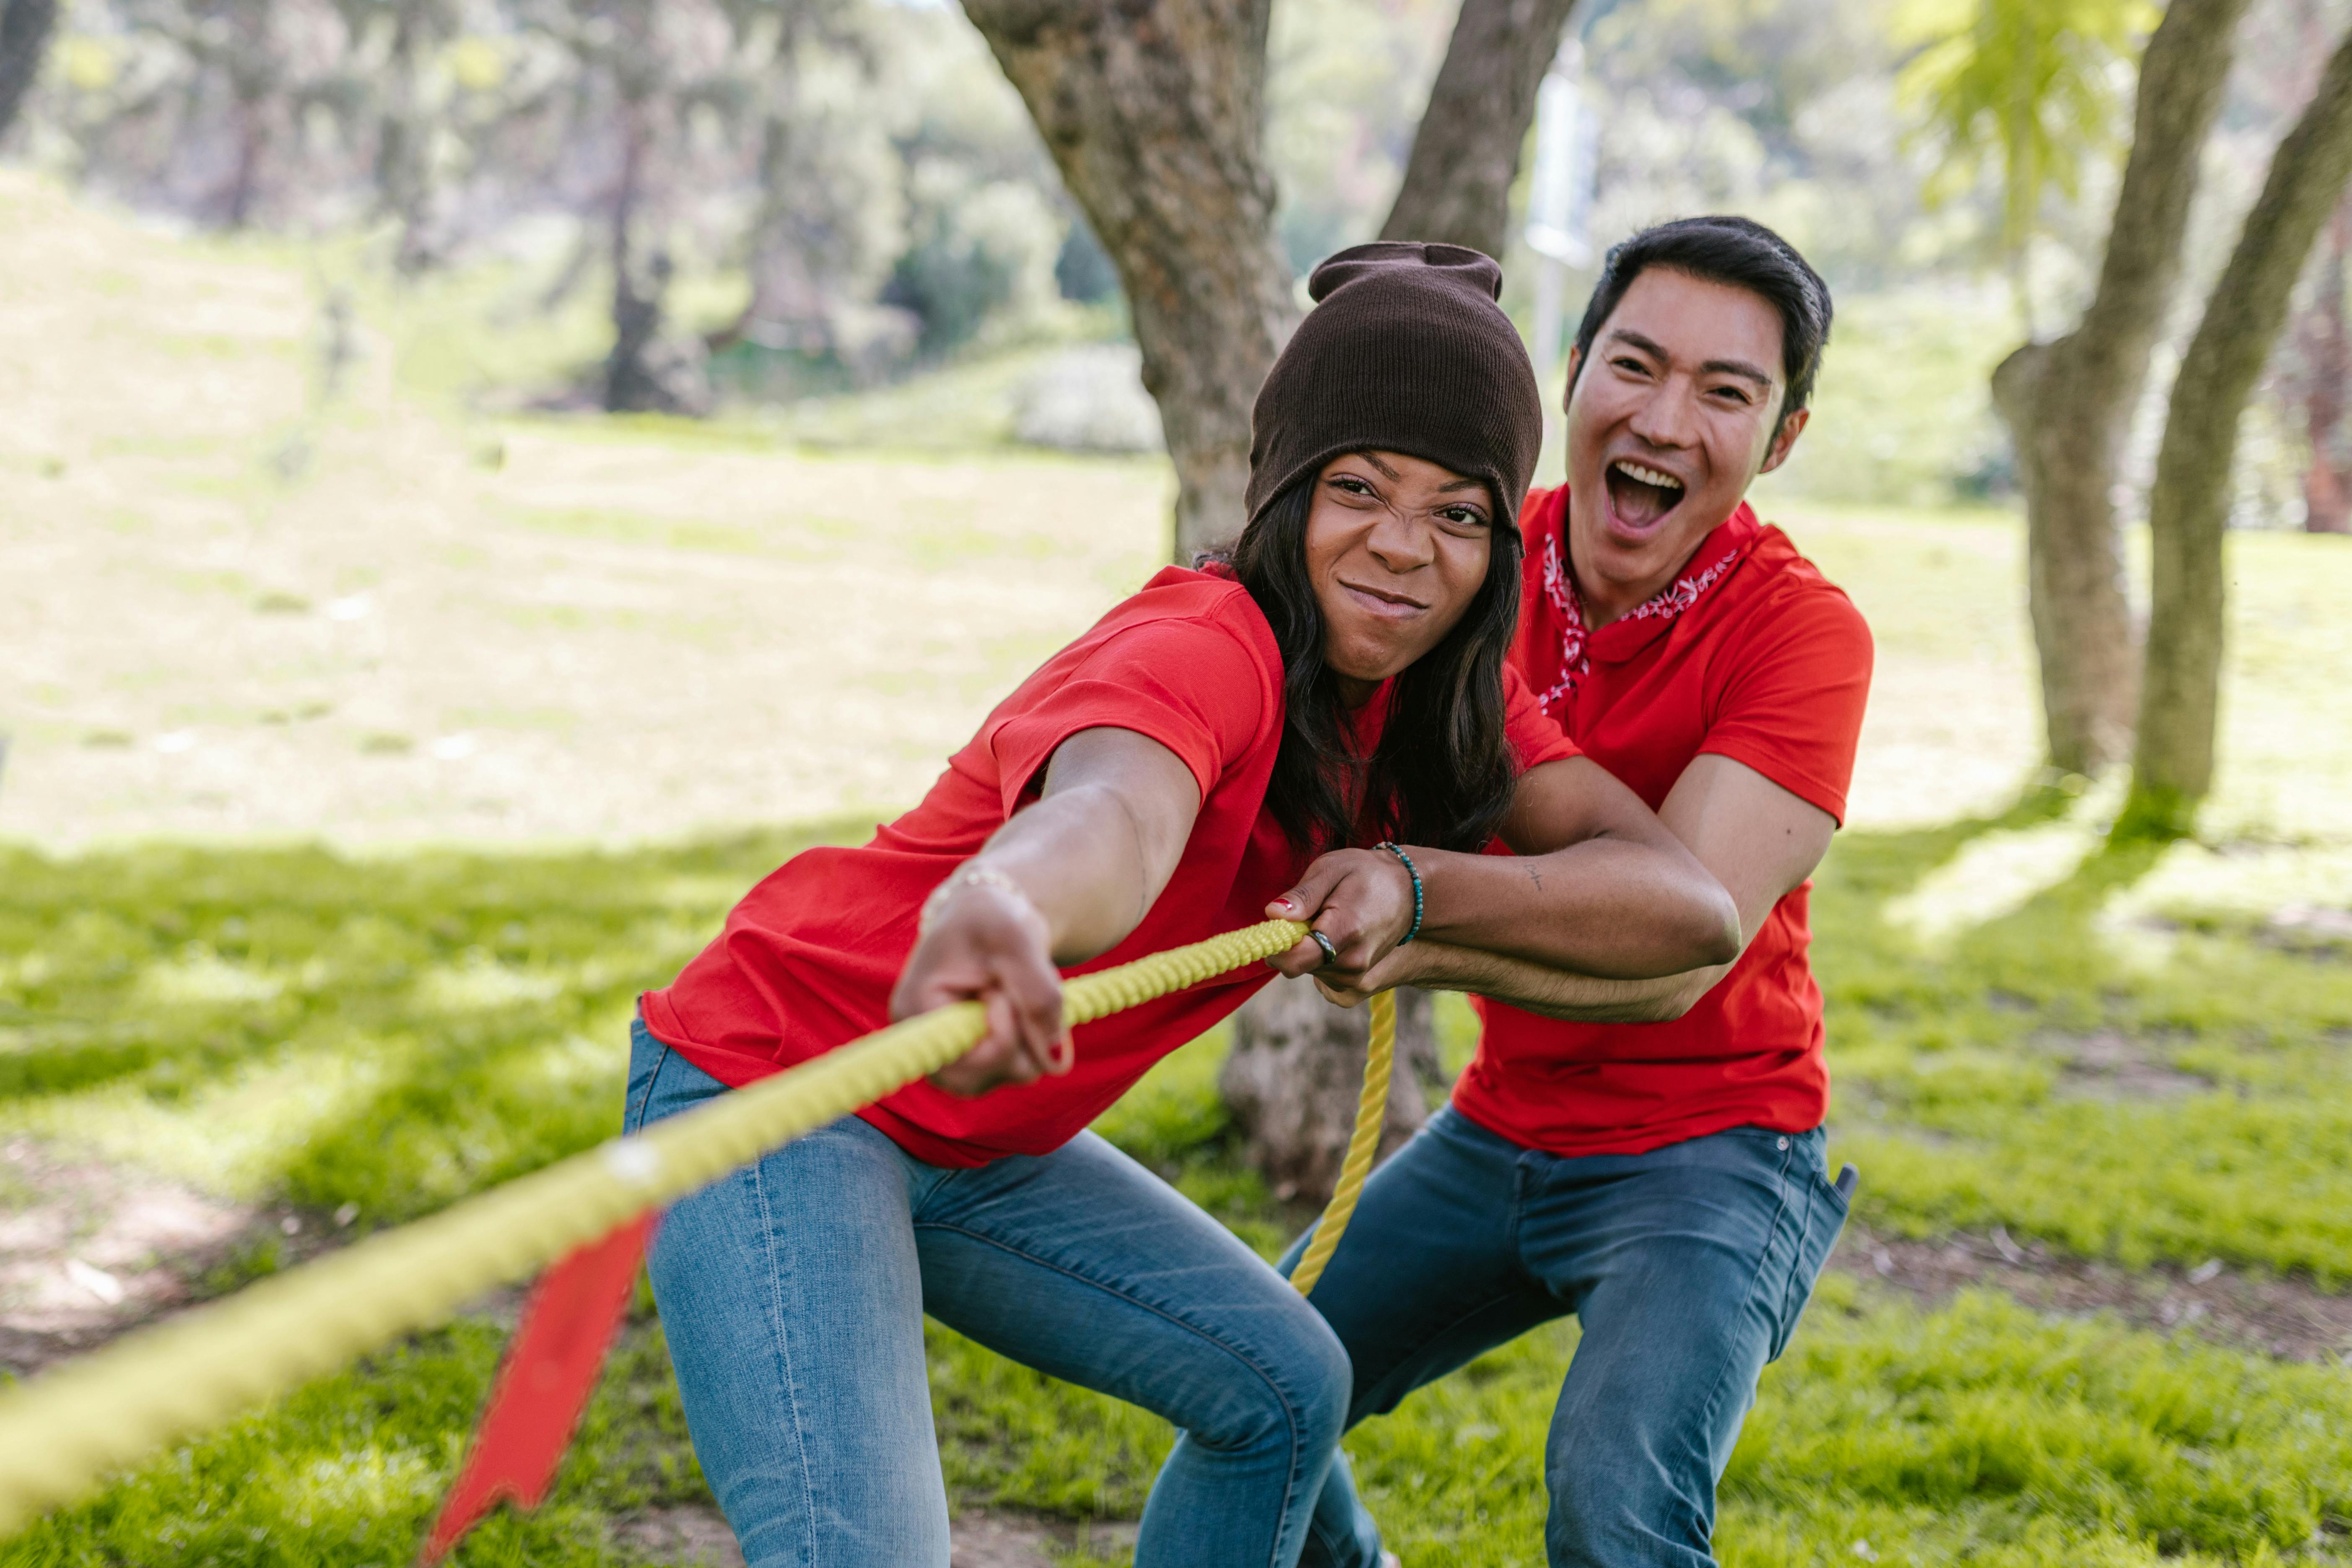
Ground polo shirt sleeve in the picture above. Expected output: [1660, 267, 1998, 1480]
[1502, 661, 1581, 772]
[1698, 583, 1874, 825]
[984, 616, 1271, 815]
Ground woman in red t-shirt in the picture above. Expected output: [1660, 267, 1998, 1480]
[626, 244, 1738, 1568]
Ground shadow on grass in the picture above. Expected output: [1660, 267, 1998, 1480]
[1816, 783, 2352, 1280]
[0, 823, 874, 1217]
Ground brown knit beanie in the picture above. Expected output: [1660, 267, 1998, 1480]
[1245, 241, 1542, 532]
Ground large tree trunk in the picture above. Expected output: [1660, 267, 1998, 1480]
[1220, 978, 1443, 1202]
[2121, 27, 2352, 839]
[0, 0, 56, 144]
[961, 0, 1295, 559]
[2289, 201, 2352, 534]
[1991, 0, 2254, 776]
[376, 0, 440, 274]
[1378, 0, 1581, 261]
[603, 105, 713, 418]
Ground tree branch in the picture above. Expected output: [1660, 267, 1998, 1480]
[1378, 0, 1580, 261]
[961, 0, 1295, 558]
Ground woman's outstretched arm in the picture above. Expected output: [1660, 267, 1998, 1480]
[891, 726, 1202, 1097]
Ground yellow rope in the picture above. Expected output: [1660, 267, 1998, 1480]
[1288, 987, 1395, 1297]
[0, 918, 1337, 1537]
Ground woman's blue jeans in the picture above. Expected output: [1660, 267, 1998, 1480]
[1285, 1105, 1850, 1568]
[624, 1019, 1352, 1568]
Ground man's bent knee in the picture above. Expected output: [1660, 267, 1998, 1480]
[1545, 1441, 1715, 1568]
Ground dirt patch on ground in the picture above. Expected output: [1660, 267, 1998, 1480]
[0, 1137, 350, 1378]
[2035, 1029, 2214, 1100]
[1831, 1223, 2352, 1362]
[2266, 903, 2352, 957]
[612, 1502, 1137, 1567]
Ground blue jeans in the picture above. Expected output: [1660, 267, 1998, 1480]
[624, 1019, 1352, 1568]
[1286, 1105, 1849, 1568]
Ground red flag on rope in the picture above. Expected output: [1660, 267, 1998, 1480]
[418, 1211, 657, 1565]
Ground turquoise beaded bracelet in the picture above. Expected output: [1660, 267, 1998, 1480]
[1375, 840, 1423, 945]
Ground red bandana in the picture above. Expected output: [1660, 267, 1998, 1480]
[1535, 525, 1746, 714]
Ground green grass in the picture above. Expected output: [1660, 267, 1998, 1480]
[3, 1307, 706, 1568]
[5, 793, 2351, 1564]
[3, 515, 2347, 1558]
[1810, 797, 2352, 1284]
[0, 827, 869, 1219]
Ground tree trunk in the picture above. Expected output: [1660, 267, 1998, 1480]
[1378, 0, 1581, 261]
[0, 0, 56, 144]
[2290, 202, 2352, 533]
[600, 93, 713, 418]
[376, 0, 439, 274]
[960, 0, 1295, 559]
[2121, 26, 2352, 839]
[1220, 978, 1442, 1203]
[1990, 0, 2254, 776]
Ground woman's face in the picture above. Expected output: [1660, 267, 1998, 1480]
[1304, 449, 1495, 706]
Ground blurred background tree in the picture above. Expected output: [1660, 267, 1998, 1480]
[2124, 18, 2352, 837]
[0, 0, 57, 140]
[1929, 0, 2246, 781]
[1898, 0, 2153, 336]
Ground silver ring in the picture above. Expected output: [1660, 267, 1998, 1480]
[1309, 929, 1340, 970]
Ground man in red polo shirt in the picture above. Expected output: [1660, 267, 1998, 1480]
[1278, 216, 1872, 1568]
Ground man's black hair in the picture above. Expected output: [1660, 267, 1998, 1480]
[1568, 215, 1833, 438]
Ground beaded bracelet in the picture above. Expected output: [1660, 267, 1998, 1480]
[919, 864, 1035, 935]
[1375, 841, 1423, 945]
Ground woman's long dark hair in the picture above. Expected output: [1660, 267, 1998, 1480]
[1215, 475, 1525, 854]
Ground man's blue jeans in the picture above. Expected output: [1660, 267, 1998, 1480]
[1287, 1104, 1850, 1568]
[625, 1020, 1353, 1568]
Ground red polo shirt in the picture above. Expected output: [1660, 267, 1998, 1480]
[1451, 486, 1874, 1157]
[643, 563, 1579, 1167]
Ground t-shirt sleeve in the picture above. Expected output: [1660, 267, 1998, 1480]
[1699, 584, 1874, 824]
[984, 615, 1271, 815]
[1502, 661, 1581, 772]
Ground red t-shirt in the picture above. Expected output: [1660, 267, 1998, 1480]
[1451, 486, 1874, 1158]
[642, 563, 1579, 1167]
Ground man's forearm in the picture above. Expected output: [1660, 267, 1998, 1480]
[1413, 838, 1740, 979]
[1391, 940, 1726, 1024]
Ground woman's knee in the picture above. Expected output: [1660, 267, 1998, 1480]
[1295, 1311, 1353, 1445]
[1190, 1302, 1352, 1458]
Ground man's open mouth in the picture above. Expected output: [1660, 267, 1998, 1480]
[1604, 458, 1686, 531]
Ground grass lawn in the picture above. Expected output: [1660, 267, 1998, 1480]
[3, 172, 2352, 1566]
[5, 784, 2352, 1565]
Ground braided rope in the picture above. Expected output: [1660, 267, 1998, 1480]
[0, 918, 1326, 1537]
[1288, 987, 1396, 1297]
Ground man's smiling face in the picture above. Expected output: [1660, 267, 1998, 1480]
[1562, 266, 1808, 625]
